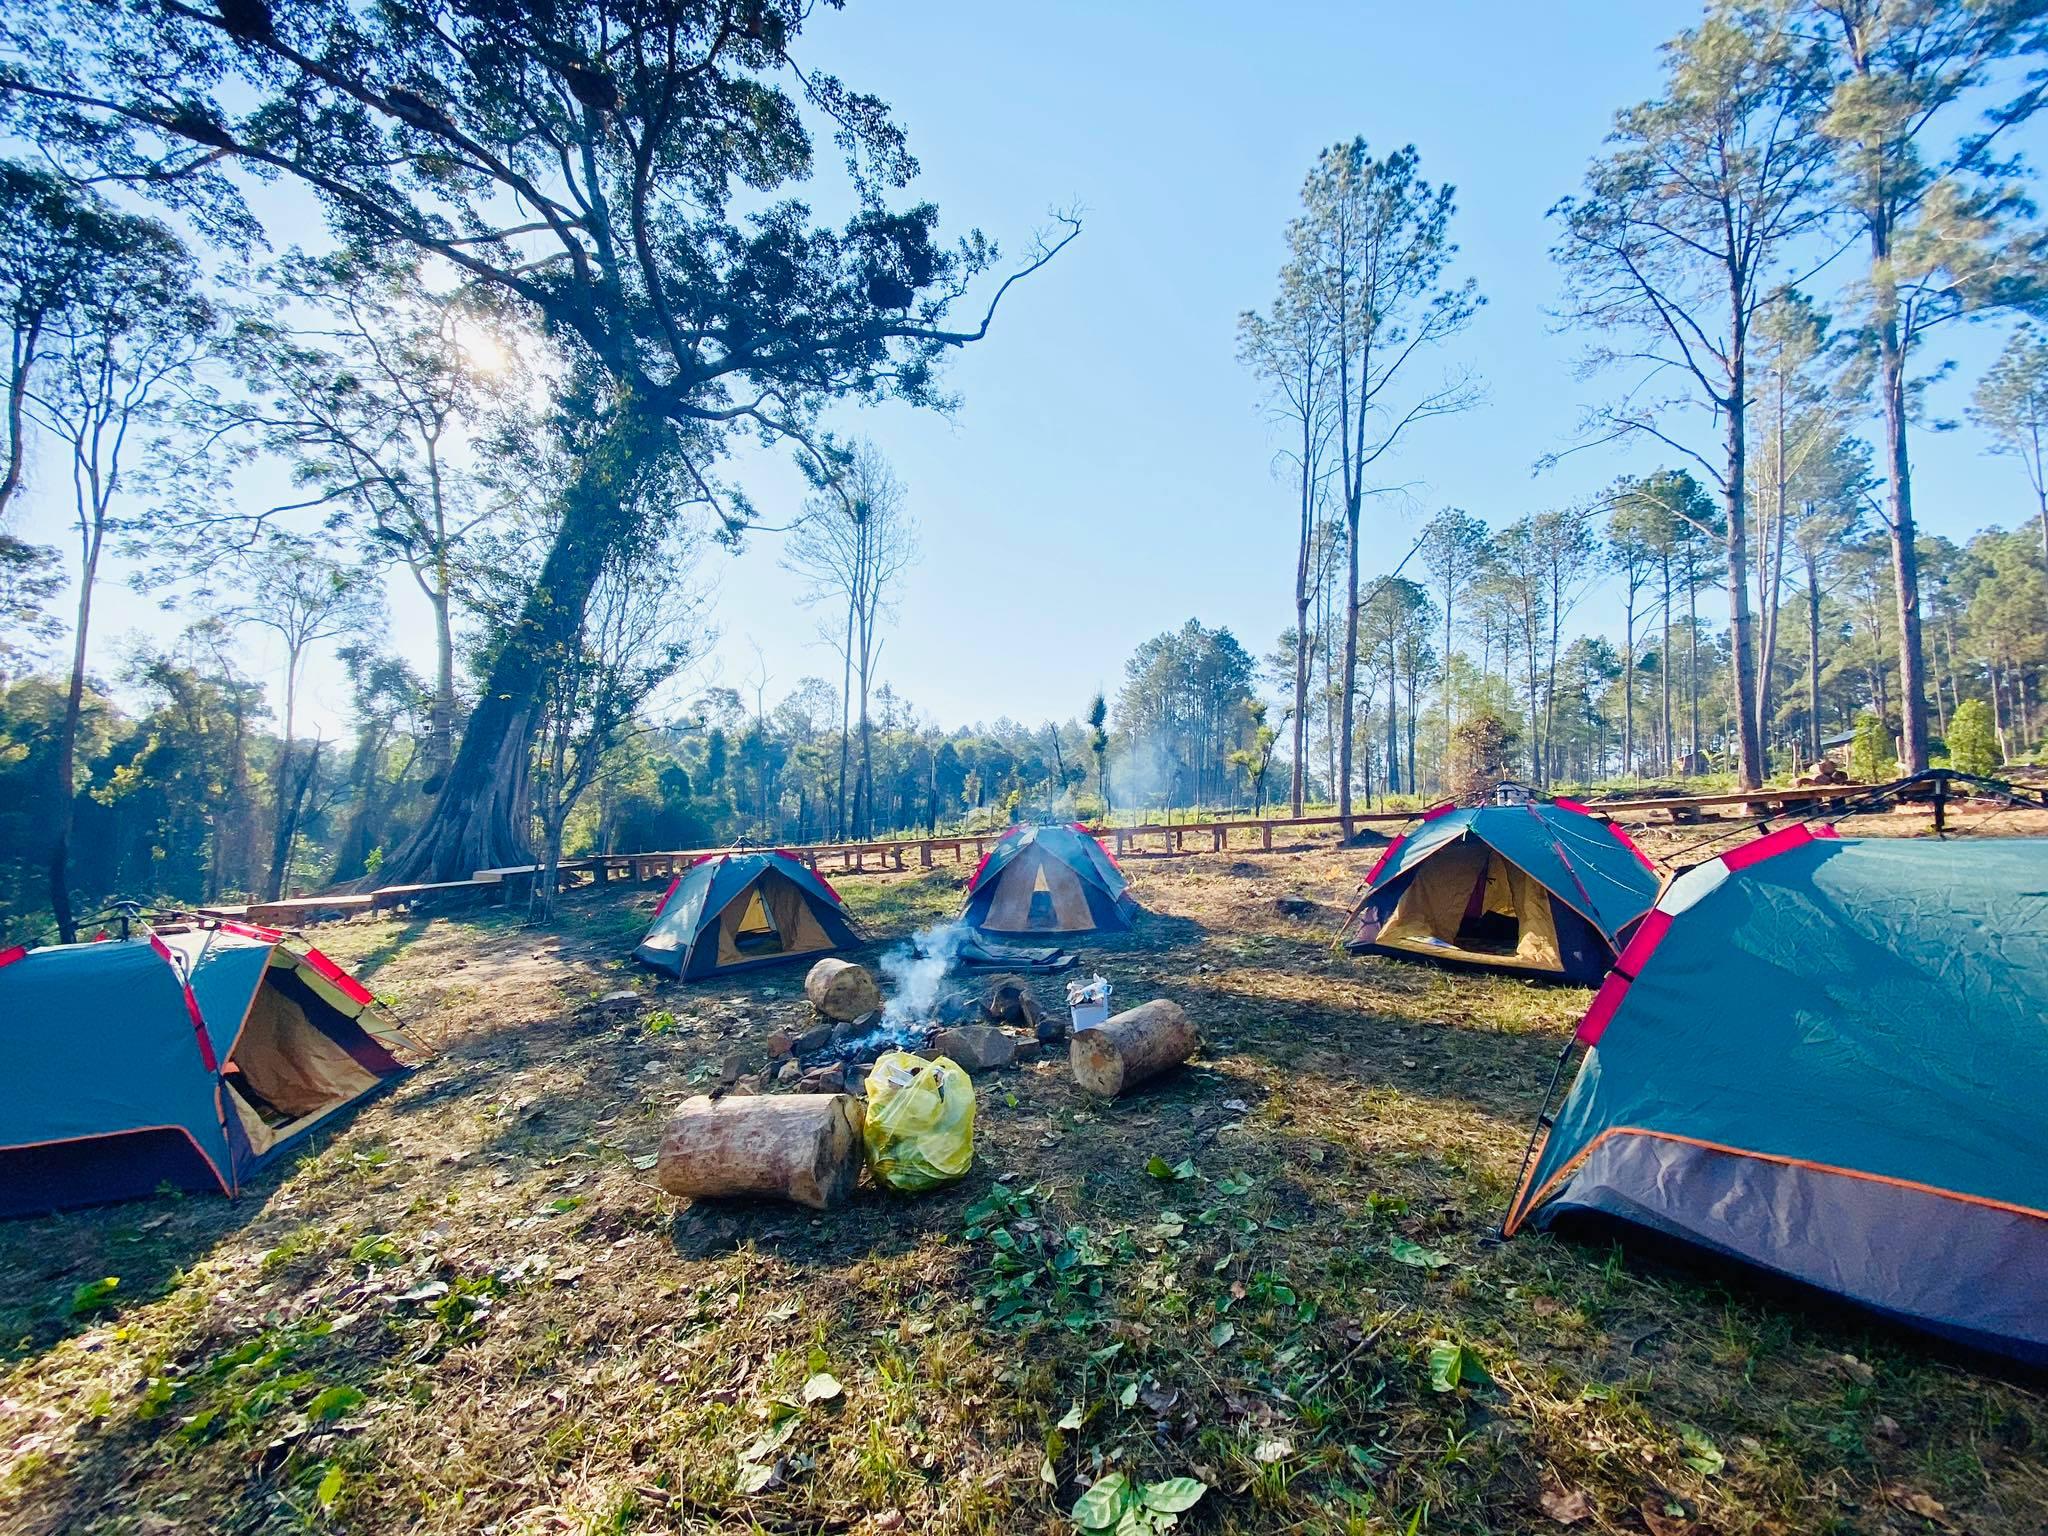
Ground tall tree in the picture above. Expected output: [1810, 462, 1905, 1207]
[1972, 325, 2048, 573]
[1805, 0, 2048, 770]
[3, 0, 1076, 881]
[1605, 480, 1667, 776]
[529, 527, 707, 919]
[1749, 292, 1834, 751]
[1417, 507, 1489, 782]
[1291, 139, 1480, 828]
[1085, 691, 1110, 811]
[0, 163, 130, 521]
[24, 211, 211, 940]
[220, 540, 384, 900]
[227, 252, 522, 779]
[1553, 4, 1834, 786]
[1239, 250, 1338, 817]
[783, 442, 916, 840]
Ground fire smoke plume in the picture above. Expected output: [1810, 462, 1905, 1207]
[878, 921, 970, 1031]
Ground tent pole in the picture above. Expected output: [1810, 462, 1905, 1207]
[1500, 1035, 1578, 1239]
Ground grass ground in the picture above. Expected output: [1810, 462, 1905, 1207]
[2, 822, 2044, 1535]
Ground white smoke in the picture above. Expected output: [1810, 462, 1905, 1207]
[879, 921, 970, 1030]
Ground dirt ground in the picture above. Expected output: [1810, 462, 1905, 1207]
[2, 814, 2045, 1535]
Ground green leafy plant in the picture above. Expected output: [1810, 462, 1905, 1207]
[347, 1233, 402, 1267]
[963, 1185, 1118, 1329]
[1072, 1471, 1207, 1534]
[1426, 1341, 1493, 1394]
[67, 1276, 120, 1316]
[1679, 1424, 1725, 1476]
[1145, 1155, 1196, 1182]
[1387, 1237, 1452, 1270]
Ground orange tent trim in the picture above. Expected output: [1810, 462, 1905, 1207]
[1504, 1125, 2048, 1238]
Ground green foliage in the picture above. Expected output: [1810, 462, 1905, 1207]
[1425, 1341, 1492, 1394]
[1946, 699, 2002, 776]
[67, 1276, 120, 1316]
[1849, 711, 1895, 783]
[1071, 1470, 1208, 1534]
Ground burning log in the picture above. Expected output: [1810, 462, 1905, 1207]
[982, 974, 1043, 1035]
[805, 958, 881, 1022]
[1070, 999, 1196, 1098]
[654, 1092, 866, 1210]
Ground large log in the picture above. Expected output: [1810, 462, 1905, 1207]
[1070, 999, 1197, 1098]
[804, 958, 881, 1021]
[654, 1093, 867, 1209]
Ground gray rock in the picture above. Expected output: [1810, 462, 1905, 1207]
[931, 1024, 1017, 1073]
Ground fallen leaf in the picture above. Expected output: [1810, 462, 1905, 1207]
[1880, 1484, 1953, 1526]
[396, 1281, 449, 1304]
[1678, 1424, 1725, 1476]
[1388, 1236, 1452, 1270]
[1838, 1352, 1875, 1385]
[1254, 1436, 1293, 1463]
[1871, 1414, 1902, 1440]
[1639, 1498, 1698, 1536]
[1138, 1385, 1181, 1416]
[1537, 1486, 1593, 1525]
[1427, 1341, 1492, 1393]
[736, 1459, 783, 1494]
[801, 1371, 842, 1405]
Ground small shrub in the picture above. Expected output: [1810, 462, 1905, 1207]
[1849, 711, 1895, 783]
[1947, 699, 2002, 776]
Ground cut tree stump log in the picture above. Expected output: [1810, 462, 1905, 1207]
[1070, 999, 1197, 1098]
[654, 1092, 866, 1209]
[804, 958, 881, 1021]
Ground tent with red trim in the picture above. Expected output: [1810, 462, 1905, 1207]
[960, 824, 1137, 938]
[0, 924, 421, 1217]
[634, 851, 860, 979]
[1505, 829, 2048, 1362]
[1339, 801, 1659, 983]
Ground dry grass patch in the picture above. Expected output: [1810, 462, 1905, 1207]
[0, 841, 2041, 1534]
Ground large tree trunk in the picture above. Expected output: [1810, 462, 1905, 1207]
[1338, 506, 1361, 833]
[1806, 560, 1824, 764]
[1879, 341, 1930, 771]
[265, 740, 323, 900]
[1724, 350, 1764, 789]
[1659, 555, 1673, 775]
[48, 570, 93, 944]
[1687, 548, 1702, 775]
[1621, 595, 1635, 778]
[366, 397, 664, 886]
[1, 318, 39, 520]
[427, 586, 456, 781]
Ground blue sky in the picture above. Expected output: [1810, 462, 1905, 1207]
[11, 0, 2045, 739]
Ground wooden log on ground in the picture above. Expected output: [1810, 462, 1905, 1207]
[982, 973, 1042, 1034]
[805, 957, 882, 1021]
[654, 1093, 866, 1210]
[1070, 999, 1197, 1098]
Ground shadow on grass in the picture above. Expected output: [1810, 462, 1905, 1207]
[0, 1107, 387, 1370]
[342, 914, 434, 983]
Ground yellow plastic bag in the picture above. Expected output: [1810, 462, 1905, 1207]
[862, 1050, 976, 1192]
